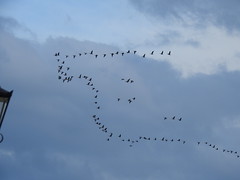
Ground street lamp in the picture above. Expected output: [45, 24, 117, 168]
[0, 87, 13, 143]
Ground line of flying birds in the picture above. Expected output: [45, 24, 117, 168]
[54, 49, 171, 59]
[54, 50, 240, 159]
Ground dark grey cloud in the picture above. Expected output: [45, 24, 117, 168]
[129, 0, 240, 31]
[1, 16, 240, 180]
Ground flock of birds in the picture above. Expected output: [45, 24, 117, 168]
[55, 49, 171, 60]
[54, 50, 240, 159]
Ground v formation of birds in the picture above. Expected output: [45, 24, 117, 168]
[54, 49, 239, 159]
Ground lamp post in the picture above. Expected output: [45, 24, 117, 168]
[0, 87, 13, 143]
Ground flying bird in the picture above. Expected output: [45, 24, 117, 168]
[168, 51, 171, 55]
[151, 51, 154, 55]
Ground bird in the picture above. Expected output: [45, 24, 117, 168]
[111, 53, 114, 57]
[67, 67, 70, 71]
[97, 106, 100, 109]
[198, 142, 200, 145]
[130, 80, 134, 83]
[79, 53, 82, 56]
[178, 118, 182, 121]
[164, 117, 167, 120]
[121, 52, 124, 56]
[117, 98, 120, 101]
[118, 134, 121, 138]
[128, 99, 132, 103]
[126, 78, 130, 83]
[78, 74, 82, 78]
[103, 54, 106, 57]
[65, 55, 68, 58]
[127, 50, 130, 53]
[133, 50, 137, 54]
[115, 51, 119, 55]
[172, 116, 176, 120]
[94, 95, 98, 98]
[132, 97, 136, 100]
[142, 54, 146, 58]
[94, 102, 97, 104]
[151, 51, 154, 55]
[168, 51, 171, 55]
[160, 51, 164, 55]
[73, 55, 76, 58]
[90, 50, 93, 55]
[95, 55, 98, 58]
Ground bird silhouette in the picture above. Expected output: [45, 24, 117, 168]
[151, 51, 154, 55]
[168, 51, 171, 55]
[143, 54, 146, 58]
[103, 54, 106, 57]
[160, 51, 164, 55]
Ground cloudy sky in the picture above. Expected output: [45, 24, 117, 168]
[1, 0, 240, 179]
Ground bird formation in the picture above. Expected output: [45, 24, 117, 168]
[54, 50, 240, 160]
[54, 49, 172, 60]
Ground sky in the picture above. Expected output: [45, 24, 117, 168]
[0, 0, 240, 179]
